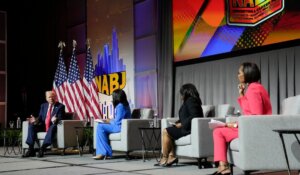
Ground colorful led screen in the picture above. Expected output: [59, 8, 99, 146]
[173, 0, 300, 62]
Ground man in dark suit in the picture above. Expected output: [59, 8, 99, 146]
[23, 91, 65, 158]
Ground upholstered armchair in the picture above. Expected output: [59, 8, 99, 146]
[227, 95, 300, 174]
[161, 104, 229, 168]
[22, 118, 84, 155]
[93, 107, 156, 158]
[93, 119, 154, 158]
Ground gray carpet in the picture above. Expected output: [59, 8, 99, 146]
[0, 147, 295, 175]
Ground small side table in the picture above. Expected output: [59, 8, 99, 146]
[2, 128, 22, 156]
[138, 127, 161, 162]
[74, 126, 94, 156]
[273, 129, 300, 175]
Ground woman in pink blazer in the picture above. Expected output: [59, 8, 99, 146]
[211, 62, 272, 175]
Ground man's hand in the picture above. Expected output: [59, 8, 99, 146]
[28, 115, 36, 124]
[51, 115, 58, 124]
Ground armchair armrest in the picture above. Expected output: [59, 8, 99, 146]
[57, 120, 84, 148]
[121, 119, 154, 151]
[191, 118, 226, 157]
[22, 121, 29, 149]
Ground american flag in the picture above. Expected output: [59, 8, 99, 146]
[83, 47, 102, 119]
[63, 48, 86, 120]
[53, 52, 67, 103]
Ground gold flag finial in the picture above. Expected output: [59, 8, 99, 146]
[86, 38, 91, 49]
[72, 40, 77, 51]
[58, 41, 66, 54]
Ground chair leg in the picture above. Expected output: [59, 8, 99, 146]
[230, 164, 234, 175]
[197, 158, 212, 169]
[244, 170, 251, 175]
[61, 148, 65, 156]
[125, 151, 131, 160]
[197, 158, 202, 169]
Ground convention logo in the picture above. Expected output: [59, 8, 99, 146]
[227, 0, 284, 26]
[95, 71, 126, 96]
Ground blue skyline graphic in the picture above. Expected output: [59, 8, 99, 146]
[95, 28, 126, 76]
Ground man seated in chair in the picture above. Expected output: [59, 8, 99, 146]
[23, 91, 65, 158]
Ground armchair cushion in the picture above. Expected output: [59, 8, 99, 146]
[215, 104, 235, 118]
[229, 138, 239, 151]
[202, 105, 215, 117]
[37, 132, 47, 140]
[282, 95, 300, 115]
[109, 133, 121, 141]
[175, 135, 191, 146]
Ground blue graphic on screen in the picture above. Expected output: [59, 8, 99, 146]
[95, 29, 126, 76]
[202, 25, 246, 57]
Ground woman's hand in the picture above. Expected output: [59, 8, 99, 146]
[226, 122, 238, 128]
[175, 122, 182, 128]
[104, 119, 110, 123]
[238, 83, 246, 96]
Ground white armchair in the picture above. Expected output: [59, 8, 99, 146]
[161, 117, 226, 168]
[160, 104, 232, 168]
[228, 95, 300, 174]
[22, 120, 84, 155]
[93, 119, 154, 158]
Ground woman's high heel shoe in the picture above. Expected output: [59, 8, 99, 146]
[154, 155, 168, 166]
[164, 157, 179, 167]
[92, 155, 106, 160]
[210, 166, 231, 175]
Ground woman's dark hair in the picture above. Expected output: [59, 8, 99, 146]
[241, 62, 261, 83]
[112, 89, 129, 107]
[180, 83, 202, 105]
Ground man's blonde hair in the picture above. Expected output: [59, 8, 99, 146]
[45, 91, 56, 96]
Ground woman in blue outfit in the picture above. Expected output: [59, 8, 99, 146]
[93, 89, 131, 160]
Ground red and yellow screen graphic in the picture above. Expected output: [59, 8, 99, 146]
[173, 0, 300, 62]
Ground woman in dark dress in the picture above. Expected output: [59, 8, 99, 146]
[157, 83, 204, 167]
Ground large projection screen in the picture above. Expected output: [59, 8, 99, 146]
[173, 0, 300, 62]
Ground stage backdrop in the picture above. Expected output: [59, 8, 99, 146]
[87, 0, 134, 119]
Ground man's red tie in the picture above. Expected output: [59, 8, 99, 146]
[45, 104, 53, 132]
